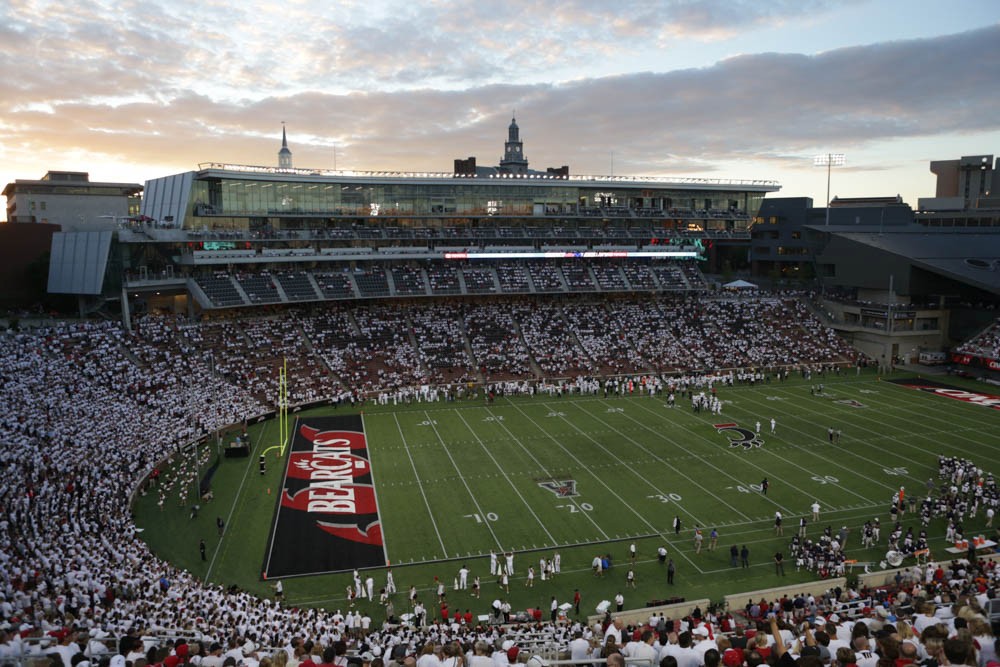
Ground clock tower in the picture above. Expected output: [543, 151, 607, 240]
[499, 115, 529, 174]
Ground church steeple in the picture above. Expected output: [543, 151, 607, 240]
[278, 123, 293, 169]
[499, 113, 528, 173]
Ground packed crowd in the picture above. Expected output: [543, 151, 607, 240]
[2, 296, 991, 667]
[125, 296, 856, 401]
[955, 319, 1000, 361]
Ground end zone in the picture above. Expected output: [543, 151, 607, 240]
[262, 414, 387, 578]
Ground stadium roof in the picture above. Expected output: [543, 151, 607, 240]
[809, 225, 1000, 294]
[194, 163, 781, 192]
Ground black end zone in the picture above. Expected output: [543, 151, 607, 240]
[262, 414, 386, 578]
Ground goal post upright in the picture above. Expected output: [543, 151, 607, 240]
[278, 357, 289, 456]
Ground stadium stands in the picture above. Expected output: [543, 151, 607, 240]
[236, 271, 282, 304]
[355, 266, 391, 297]
[426, 264, 462, 295]
[955, 317, 1000, 360]
[561, 264, 597, 292]
[497, 263, 532, 293]
[527, 263, 565, 292]
[184, 261, 712, 308]
[462, 266, 499, 294]
[0, 298, 997, 667]
[390, 265, 429, 296]
[194, 274, 247, 307]
[275, 270, 321, 301]
[622, 264, 658, 290]
[314, 270, 357, 299]
[591, 264, 629, 291]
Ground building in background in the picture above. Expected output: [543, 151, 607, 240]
[749, 155, 1000, 367]
[3, 170, 142, 231]
[921, 154, 997, 210]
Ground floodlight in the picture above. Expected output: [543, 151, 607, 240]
[813, 153, 847, 225]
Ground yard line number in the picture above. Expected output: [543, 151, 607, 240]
[556, 503, 594, 512]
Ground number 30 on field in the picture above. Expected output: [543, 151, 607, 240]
[647, 493, 683, 503]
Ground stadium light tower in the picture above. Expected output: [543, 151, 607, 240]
[813, 153, 845, 226]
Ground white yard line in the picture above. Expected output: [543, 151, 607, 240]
[800, 382, 1000, 460]
[291, 502, 891, 605]
[393, 412, 449, 558]
[453, 408, 559, 544]
[360, 412, 391, 567]
[508, 400, 705, 575]
[208, 419, 275, 581]
[568, 400, 760, 520]
[743, 385, 931, 488]
[626, 398, 856, 510]
[422, 410, 505, 551]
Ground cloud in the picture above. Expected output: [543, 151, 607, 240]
[1, 7, 998, 196]
[0, 0, 849, 102]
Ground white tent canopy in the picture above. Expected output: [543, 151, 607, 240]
[723, 279, 759, 289]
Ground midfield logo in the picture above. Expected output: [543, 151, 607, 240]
[713, 422, 764, 450]
[836, 399, 866, 408]
[538, 479, 580, 497]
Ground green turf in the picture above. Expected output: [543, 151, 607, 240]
[133, 368, 1000, 620]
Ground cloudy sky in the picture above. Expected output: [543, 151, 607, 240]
[2, 0, 1000, 218]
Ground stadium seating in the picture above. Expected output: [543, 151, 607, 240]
[390, 265, 428, 296]
[426, 264, 462, 295]
[0, 292, 929, 665]
[194, 274, 247, 307]
[956, 317, 1000, 360]
[236, 271, 282, 303]
[314, 271, 357, 299]
[462, 266, 499, 294]
[496, 263, 532, 293]
[275, 270, 321, 301]
[355, 266, 391, 297]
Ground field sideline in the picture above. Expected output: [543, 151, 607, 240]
[133, 369, 999, 616]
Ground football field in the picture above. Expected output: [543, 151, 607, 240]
[362, 373, 990, 569]
[134, 370, 1000, 613]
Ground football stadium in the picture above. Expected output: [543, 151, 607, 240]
[3, 118, 1000, 667]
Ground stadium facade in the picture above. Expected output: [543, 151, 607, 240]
[748, 155, 1000, 366]
[32, 121, 999, 375]
[46, 121, 781, 321]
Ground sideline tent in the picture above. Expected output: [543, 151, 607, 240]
[723, 279, 758, 289]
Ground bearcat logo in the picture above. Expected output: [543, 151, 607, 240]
[714, 423, 764, 449]
[264, 415, 386, 578]
[538, 480, 579, 497]
[836, 399, 866, 408]
[317, 519, 383, 546]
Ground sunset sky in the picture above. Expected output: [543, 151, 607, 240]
[2, 0, 1000, 219]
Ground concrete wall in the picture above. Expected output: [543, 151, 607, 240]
[817, 237, 915, 293]
[0, 223, 59, 306]
[857, 552, 1000, 588]
[12, 192, 131, 231]
[724, 578, 846, 614]
[846, 331, 947, 364]
[587, 598, 711, 628]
